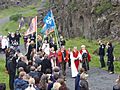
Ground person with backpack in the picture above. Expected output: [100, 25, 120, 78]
[75, 68, 89, 90]
[113, 75, 120, 90]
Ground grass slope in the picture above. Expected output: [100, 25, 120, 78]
[0, 58, 9, 90]
[0, 0, 41, 19]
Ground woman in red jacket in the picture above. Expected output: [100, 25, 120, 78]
[57, 46, 69, 76]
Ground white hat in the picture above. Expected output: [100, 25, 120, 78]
[81, 45, 86, 48]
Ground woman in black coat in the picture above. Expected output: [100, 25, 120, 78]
[41, 54, 52, 74]
[106, 42, 114, 74]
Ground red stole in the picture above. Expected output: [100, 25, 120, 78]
[73, 51, 79, 71]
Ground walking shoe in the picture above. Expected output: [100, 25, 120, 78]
[109, 72, 114, 74]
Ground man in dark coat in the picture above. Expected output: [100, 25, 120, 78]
[26, 40, 36, 60]
[17, 57, 28, 73]
[41, 54, 52, 74]
[7, 53, 17, 90]
[75, 74, 80, 90]
[28, 66, 39, 78]
[15, 31, 21, 45]
[107, 42, 114, 74]
[98, 41, 106, 68]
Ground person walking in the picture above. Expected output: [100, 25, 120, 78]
[57, 46, 69, 76]
[70, 47, 81, 77]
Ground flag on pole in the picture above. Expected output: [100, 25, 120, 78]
[25, 16, 37, 36]
[40, 10, 55, 35]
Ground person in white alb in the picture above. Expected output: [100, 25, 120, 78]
[70, 47, 82, 77]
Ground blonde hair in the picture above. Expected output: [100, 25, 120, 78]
[52, 82, 61, 90]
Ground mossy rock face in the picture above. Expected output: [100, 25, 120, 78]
[94, 0, 113, 15]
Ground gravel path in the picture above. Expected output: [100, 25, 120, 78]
[66, 67, 118, 90]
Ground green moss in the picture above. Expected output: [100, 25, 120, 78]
[94, 0, 112, 15]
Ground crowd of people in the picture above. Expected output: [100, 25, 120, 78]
[2, 29, 92, 90]
[0, 30, 119, 90]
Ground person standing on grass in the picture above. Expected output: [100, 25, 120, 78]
[98, 40, 106, 68]
[106, 42, 114, 74]
[7, 51, 17, 90]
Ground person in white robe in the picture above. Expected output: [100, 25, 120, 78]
[42, 40, 50, 55]
[70, 47, 82, 77]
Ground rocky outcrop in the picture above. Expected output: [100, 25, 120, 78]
[44, 0, 120, 40]
[0, 0, 38, 9]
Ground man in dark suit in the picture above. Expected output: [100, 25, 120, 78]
[98, 41, 106, 68]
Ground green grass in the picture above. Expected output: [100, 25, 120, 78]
[0, 21, 19, 35]
[0, 0, 41, 18]
[66, 37, 120, 72]
[0, 58, 9, 90]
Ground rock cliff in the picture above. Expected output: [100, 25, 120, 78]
[47, 0, 120, 40]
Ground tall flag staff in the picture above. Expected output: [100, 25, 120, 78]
[35, 16, 37, 53]
[40, 10, 60, 48]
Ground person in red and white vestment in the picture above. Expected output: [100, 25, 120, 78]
[70, 47, 82, 77]
[48, 47, 57, 68]
[80, 45, 91, 71]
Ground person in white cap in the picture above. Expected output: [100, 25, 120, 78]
[80, 45, 91, 71]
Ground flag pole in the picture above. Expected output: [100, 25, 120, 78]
[35, 16, 38, 53]
[51, 10, 60, 49]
